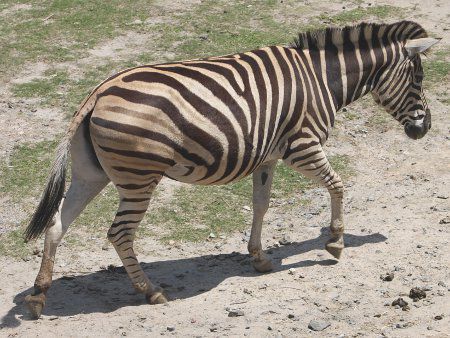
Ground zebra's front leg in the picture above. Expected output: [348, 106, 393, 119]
[248, 161, 276, 273]
[284, 150, 344, 259]
[108, 193, 167, 304]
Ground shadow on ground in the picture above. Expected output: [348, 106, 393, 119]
[1, 228, 386, 328]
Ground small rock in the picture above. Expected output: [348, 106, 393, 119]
[288, 268, 296, 275]
[380, 272, 394, 281]
[308, 319, 331, 331]
[168, 240, 175, 246]
[166, 326, 175, 332]
[227, 309, 244, 317]
[439, 217, 450, 224]
[409, 287, 426, 301]
[392, 298, 408, 309]
[209, 232, 216, 239]
[438, 281, 446, 287]
[242, 205, 251, 211]
[434, 315, 443, 320]
[279, 234, 292, 245]
[287, 314, 299, 320]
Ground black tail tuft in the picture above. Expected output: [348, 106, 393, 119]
[24, 139, 70, 242]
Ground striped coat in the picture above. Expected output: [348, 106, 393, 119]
[24, 21, 438, 318]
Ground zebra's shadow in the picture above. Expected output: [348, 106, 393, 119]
[1, 228, 386, 328]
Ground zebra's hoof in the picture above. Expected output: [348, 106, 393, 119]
[25, 293, 46, 319]
[253, 258, 273, 273]
[146, 288, 168, 305]
[325, 241, 344, 260]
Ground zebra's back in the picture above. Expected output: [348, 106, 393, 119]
[90, 46, 300, 186]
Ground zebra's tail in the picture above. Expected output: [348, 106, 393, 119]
[24, 88, 99, 242]
[24, 138, 70, 242]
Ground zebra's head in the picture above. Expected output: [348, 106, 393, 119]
[372, 37, 440, 140]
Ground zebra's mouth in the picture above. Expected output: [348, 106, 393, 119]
[404, 109, 431, 140]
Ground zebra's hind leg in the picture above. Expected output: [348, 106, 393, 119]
[248, 161, 277, 272]
[108, 178, 167, 305]
[283, 150, 344, 259]
[25, 176, 109, 318]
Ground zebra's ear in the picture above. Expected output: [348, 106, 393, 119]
[405, 37, 441, 57]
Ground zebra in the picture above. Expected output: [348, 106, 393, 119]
[24, 21, 438, 318]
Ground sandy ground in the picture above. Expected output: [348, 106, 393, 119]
[0, 0, 449, 337]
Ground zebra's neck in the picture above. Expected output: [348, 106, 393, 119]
[290, 21, 426, 115]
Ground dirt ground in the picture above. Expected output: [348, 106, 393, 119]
[1, 0, 449, 337]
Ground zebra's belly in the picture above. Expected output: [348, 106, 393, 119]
[164, 146, 283, 185]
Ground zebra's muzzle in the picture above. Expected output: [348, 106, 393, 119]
[404, 109, 431, 140]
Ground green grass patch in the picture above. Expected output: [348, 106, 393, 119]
[0, 229, 32, 259]
[0, 1, 159, 78]
[329, 154, 354, 180]
[318, 5, 402, 25]
[138, 0, 310, 62]
[0, 140, 59, 203]
[423, 48, 450, 85]
[11, 70, 70, 107]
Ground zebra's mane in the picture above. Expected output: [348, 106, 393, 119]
[292, 21, 427, 50]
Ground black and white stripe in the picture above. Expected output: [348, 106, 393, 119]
[25, 21, 437, 317]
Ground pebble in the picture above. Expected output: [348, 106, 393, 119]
[409, 287, 426, 301]
[380, 272, 394, 281]
[308, 319, 331, 331]
[392, 298, 408, 310]
[434, 315, 443, 320]
[166, 326, 175, 332]
[288, 268, 296, 275]
[227, 309, 245, 317]
[439, 217, 450, 224]
[279, 234, 292, 245]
